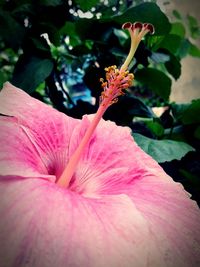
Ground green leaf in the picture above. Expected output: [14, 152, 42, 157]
[60, 21, 82, 47]
[187, 14, 200, 39]
[113, 29, 128, 46]
[126, 96, 155, 118]
[60, 21, 76, 36]
[164, 126, 187, 143]
[145, 121, 164, 137]
[74, 0, 99, 11]
[0, 10, 25, 49]
[112, 3, 171, 35]
[170, 22, 185, 38]
[172, 100, 200, 125]
[171, 103, 190, 121]
[165, 53, 181, 80]
[85, 40, 93, 50]
[39, 0, 63, 6]
[177, 39, 191, 58]
[159, 34, 182, 54]
[135, 68, 171, 101]
[147, 35, 165, 51]
[189, 43, 200, 58]
[151, 52, 170, 63]
[12, 3, 35, 16]
[35, 82, 46, 95]
[67, 19, 97, 41]
[12, 57, 54, 94]
[110, 48, 126, 58]
[132, 133, 195, 163]
[30, 37, 50, 52]
[181, 99, 200, 125]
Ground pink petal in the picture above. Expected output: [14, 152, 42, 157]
[0, 177, 151, 267]
[0, 82, 79, 180]
[1, 175, 199, 267]
[0, 117, 52, 179]
[0, 84, 199, 266]
[67, 116, 200, 265]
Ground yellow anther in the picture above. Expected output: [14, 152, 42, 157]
[124, 71, 129, 75]
[101, 82, 107, 88]
[99, 65, 134, 106]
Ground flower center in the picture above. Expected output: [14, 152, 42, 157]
[56, 22, 154, 188]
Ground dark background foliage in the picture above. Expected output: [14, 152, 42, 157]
[0, 0, 200, 205]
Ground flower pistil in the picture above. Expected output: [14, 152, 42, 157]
[120, 22, 155, 71]
[57, 21, 154, 188]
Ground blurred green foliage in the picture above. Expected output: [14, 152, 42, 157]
[0, 0, 200, 204]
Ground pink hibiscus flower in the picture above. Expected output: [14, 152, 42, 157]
[0, 23, 200, 267]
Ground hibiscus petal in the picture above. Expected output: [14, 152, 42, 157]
[1, 175, 199, 267]
[0, 82, 79, 179]
[67, 116, 200, 266]
[0, 117, 52, 179]
[127, 171, 200, 267]
[0, 177, 152, 267]
[0, 83, 199, 267]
